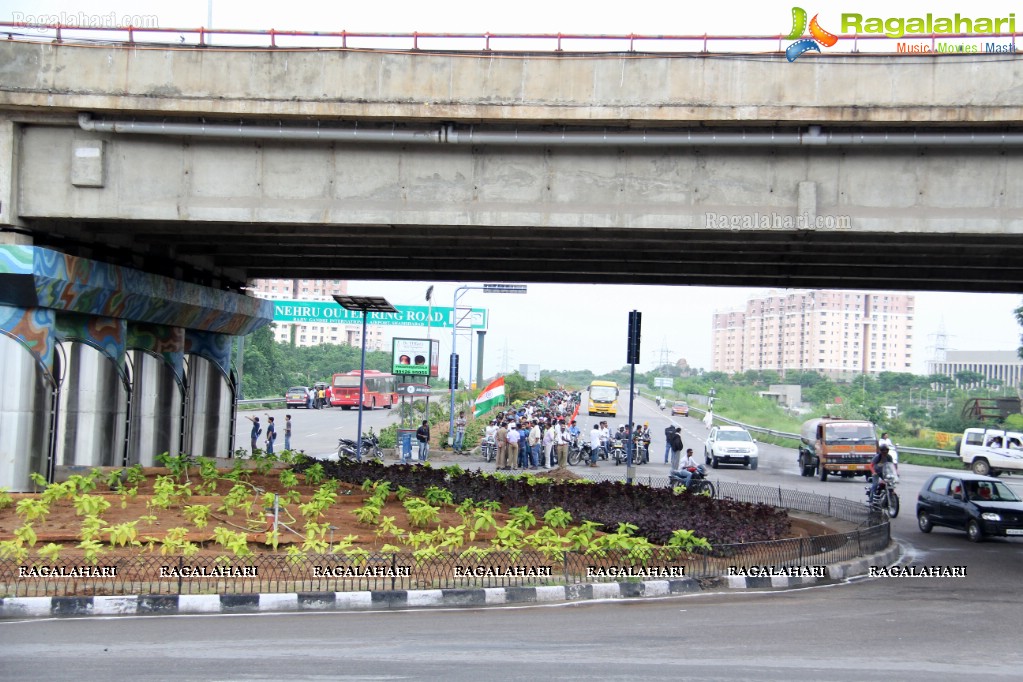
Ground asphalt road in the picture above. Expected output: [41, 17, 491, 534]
[6, 395, 1019, 679]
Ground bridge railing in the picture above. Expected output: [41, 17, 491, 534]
[0, 21, 1013, 56]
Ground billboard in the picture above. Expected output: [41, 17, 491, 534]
[392, 337, 434, 377]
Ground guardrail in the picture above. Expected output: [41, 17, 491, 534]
[237, 398, 286, 406]
[686, 405, 959, 460]
[0, 21, 1015, 56]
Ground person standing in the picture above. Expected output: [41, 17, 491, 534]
[245, 415, 261, 454]
[556, 421, 571, 469]
[669, 426, 684, 471]
[284, 414, 292, 451]
[416, 420, 431, 463]
[506, 422, 521, 470]
[527, 420, 541, 469]
[663, 423, 675, 463]
[265, 416, 276, 455]
[495, 421, 510, 470]
[517, 422, 531, 468]
[589, 423, 603, 468]
[453, 411, 467, 453]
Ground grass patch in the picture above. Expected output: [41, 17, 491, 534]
[899, 453, 962, 469]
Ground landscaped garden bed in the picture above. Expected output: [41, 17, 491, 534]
[0, 453, 850, 598]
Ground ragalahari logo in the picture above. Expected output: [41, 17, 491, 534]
[785, 7, 839, 61]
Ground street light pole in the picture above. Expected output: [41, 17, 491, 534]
[448, 284, 527, 445]
[333, 295, 398, 459]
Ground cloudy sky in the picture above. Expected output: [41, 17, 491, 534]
[7, 0, 1020, 375]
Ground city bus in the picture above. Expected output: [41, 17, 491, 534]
[330, 370, 399, 409]
[587, 380, 620, 417]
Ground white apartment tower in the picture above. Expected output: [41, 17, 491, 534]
[248, 279, 386, 350]
[712, 291, 914, 378]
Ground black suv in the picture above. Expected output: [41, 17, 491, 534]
[917, 472, 1023, 542]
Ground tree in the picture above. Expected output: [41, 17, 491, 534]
[1016, 299, 1023, 359]
[954, 370, 986, 388]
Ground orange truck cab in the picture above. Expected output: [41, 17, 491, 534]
[798, 417, 877, 481]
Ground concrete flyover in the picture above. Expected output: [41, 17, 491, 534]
[1, 37, 1022, 293]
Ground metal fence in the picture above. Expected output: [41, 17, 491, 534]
[0, 482, 888, 598]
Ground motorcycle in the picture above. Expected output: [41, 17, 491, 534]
[610, 438, 626, 465]
[480, 435, 497, 463]
[336, 429, 383, 462]
[568, 439, 594, 466]
[866, 461, 900, 518]
[360, 428, 384, 461]
[668, 464, 716, 496]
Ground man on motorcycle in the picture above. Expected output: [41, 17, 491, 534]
[674, 448, 699, 487]
[869, 445, 894, 500]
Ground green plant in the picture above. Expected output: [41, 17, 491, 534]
[666, 529, 713, 553]
[0, 539, 29, 562]
[279, 469, 300, 489]
[412, 545, 442, 565]
[507, 506, 537, 529]
[149, 475, 192, 510]
[124, 463, 147, 486]
[150, 527, 200, 557]
[104, 521, 141, 547]
[40, 480, 75, 505]
[79, 515, 104, 542]
[543, 507, 573, 529]
[352, 502, 382, 525]
[118, 486, 139, 509]
[218, 484, 255, 517]
[403, 498, 440, 528]
[15, 498, 50, 522]
[212, 526, 254, 558]
[303, 463, 326, 485]
[492, 522, 525, 549]
[77, 538, 107, 565]
[38, 542, 63, 563]
[14, 523, 37, 547]
[423, 485, 454, 506]
[344, 547, 370, 566]
[184, 504, 212, 530]
[565, 520, 603, 552]
[66, 471, 100, 494]
[0, 487, 12, 510]
[73, 494, 111, 518]
[157, 452, 193, 480]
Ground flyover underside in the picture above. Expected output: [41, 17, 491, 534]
[23, 219, 1023, 293]
[12, 121, 1023, 294]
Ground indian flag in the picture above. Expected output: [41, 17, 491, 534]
[474, 377, 506, 417]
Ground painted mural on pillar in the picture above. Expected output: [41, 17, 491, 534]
[127, 324, 186, 384]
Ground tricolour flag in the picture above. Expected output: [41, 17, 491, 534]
[473, 377, 506, 417]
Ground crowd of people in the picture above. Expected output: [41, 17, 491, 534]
[482, 390, 582, 470]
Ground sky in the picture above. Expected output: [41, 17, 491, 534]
[3, 0, 1020, 376]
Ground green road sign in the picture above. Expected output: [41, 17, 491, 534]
[271, 300, 487, 329]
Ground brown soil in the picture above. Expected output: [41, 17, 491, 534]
[0, 467, 833, 556]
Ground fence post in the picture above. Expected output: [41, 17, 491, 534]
[177, 555, 184, 595]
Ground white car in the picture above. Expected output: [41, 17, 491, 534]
[705, 425, 759, 470]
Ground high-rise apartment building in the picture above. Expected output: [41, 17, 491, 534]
[249, 279, 386, 350]
[712, 291, 914, 378]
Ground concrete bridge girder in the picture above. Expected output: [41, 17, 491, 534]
[8, 121, 1023, 292]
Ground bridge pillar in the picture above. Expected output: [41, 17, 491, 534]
[0, 245, 272, 490]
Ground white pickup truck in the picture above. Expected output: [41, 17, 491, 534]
[957, 428, 1023, 476]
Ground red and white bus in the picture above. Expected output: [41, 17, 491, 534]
[330, 370, 399, 410]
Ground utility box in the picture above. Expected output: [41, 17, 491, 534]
[397, 429, 416, 461]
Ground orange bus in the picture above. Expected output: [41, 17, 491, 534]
[330, 370, 399, 410]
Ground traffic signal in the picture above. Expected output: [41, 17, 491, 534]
[627, 310, 642, 365]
